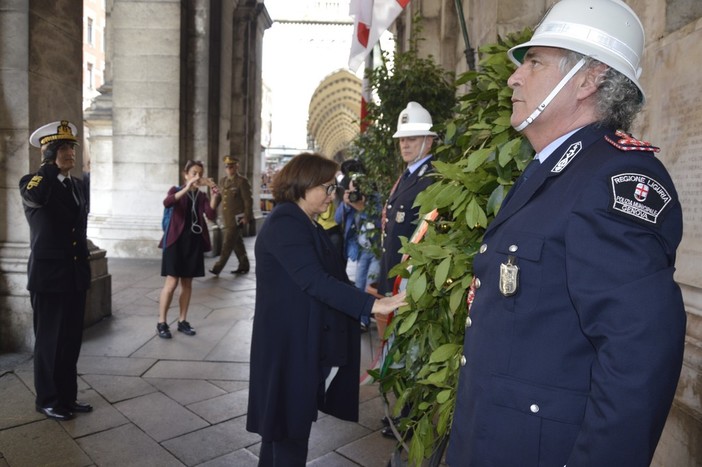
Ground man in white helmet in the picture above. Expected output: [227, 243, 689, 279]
[447, 1, 686, 465]
[378, 101, 437, 297]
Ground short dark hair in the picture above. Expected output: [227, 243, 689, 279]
[272, 153, 338, 203]
[184, 159, 204, 173]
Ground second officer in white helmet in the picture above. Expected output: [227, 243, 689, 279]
[378, 102, 437, 297]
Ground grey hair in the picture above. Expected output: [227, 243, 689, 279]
[560, 51, 643, 132]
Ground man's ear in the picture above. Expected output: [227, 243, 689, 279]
[577, 63, 608, 100]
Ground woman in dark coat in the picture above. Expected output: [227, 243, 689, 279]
[246, 153, 406, 466]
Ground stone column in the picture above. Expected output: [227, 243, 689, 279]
[0, 1, 83, 352]
[86, 0, 182, 258]
[231, 4, 272, 234]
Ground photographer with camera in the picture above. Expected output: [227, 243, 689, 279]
[335, 160, 382, 332]
[157, 160, 219, 339]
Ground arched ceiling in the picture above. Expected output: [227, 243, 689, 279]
[307, 69, 362, 158]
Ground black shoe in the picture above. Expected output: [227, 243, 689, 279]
[67, 401, 93, 413]
[381, 424, 413, 439]
[360, 322, 369, 333]
[208, 268, 220, 276]
[157, 322, 172, 339]
[177, 320, 196, 336]
[36, 406, 74, 421]
[230, 268, 249, 274]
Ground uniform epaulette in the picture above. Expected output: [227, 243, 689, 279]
[605, 130, 660, 153]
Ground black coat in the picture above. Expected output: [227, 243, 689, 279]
[19, 163, 90, 292]
[378, 157, 434, 295]
[246, 201, 375, 442]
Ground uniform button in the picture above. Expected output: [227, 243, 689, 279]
[73, 256, 77, 261]
[387, 204, 392, 209]
[465, 316, 472, 327]
[509, 244, 518, 253]
[460, 355, 467, 366]
[530, 404, 539, 413]
[474, 278, 481, 289]
[479, 244, 487, 254]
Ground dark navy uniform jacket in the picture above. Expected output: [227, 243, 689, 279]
[446, 125, 686, 467]
[378, 157, 434, 295]
[19, 163, 90, 293]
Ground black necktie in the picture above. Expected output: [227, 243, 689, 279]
[63, 178, 79, 205]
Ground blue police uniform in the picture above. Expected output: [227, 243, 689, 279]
[446, 124, 686, 466]
[378, 157, 434, 295]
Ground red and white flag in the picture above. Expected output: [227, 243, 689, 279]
[348, 0, 410, 72]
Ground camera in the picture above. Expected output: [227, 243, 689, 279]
[338, 159, 367, 203]
[339, 172, 365, 203]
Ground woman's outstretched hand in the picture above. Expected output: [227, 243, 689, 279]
[371, 290, 407, 316]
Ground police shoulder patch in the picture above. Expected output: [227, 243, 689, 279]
[605, 130, 660, 153]
[610, 172, 672, 224]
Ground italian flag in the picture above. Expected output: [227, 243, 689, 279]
[348, 0, 410, 72]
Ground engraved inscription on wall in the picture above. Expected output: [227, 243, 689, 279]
[642, 28, 702, 286]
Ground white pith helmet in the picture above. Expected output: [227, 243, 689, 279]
[392, 102, 438, 138]
[508, 0, 646, 102]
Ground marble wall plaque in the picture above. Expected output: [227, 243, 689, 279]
[642, 19, 702, 289]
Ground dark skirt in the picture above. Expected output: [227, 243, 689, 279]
[161, 205, 205, 277]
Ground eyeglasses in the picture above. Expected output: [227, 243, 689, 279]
[320, 182, 338, 196]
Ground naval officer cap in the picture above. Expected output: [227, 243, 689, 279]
[29, 120, 79, 148]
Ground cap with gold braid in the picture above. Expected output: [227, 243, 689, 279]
[29, 120, 79, 148]
[223, 155, 240, 165]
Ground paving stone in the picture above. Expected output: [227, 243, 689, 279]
[196, 448, 258, 467]
[61, 389, 129, 439]
[81, 315, 164, 357]
[131, 317, 233, 361]
[307, 451, 359, 467]
[0, 353, 32, 374]
[205, 320, 252, 362]
[145, 378, 227, 406]
[143, 360, 249, 381]
[78, 355, 157, 377]
[82, 374, 157, 403]
[307, 415, 372, 461]
[0, 373, 43, 429]
[162, 416, 259, 466]
[76, 423, 184, 466]
[208, 380, 248, 393]
[358, 394, 388, 431]
[187, 388, 249, 424]
[115, 392, 209, 442]
[337, 431, 398, 467]
[0, 419, 91, 466]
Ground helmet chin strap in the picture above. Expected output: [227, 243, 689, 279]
[409, 136, 429, 165]
[514, 58, 587, 132]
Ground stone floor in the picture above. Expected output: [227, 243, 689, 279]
[0, 236, 404, 467]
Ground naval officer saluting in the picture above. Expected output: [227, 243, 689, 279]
[20, 120, 92, 421]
